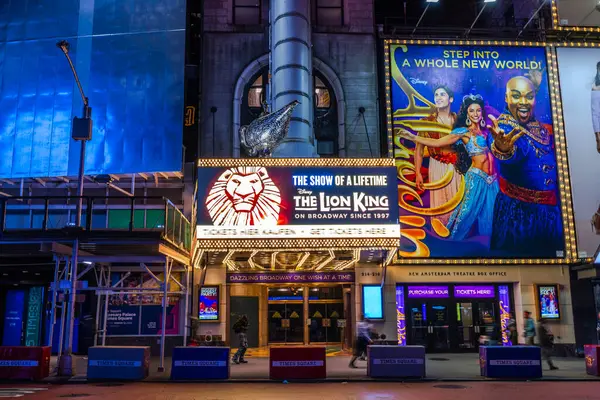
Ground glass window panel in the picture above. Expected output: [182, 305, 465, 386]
[108, 209, 130, 229]
[251, 75, 263, 87]
[50, 210, 69, 229]
[315, 88, 330, 108]
[317, 0, 343, 7]
[5, 211, 29, 229]
[248, 87, 263, 108]
[317, 8, 343, 26]
[146, 209, 165, 229]
[234, 7, 260, 25]
[235, 0, 260, 6]
[91, 210, 107, 229]
[317, 140, 335, 155]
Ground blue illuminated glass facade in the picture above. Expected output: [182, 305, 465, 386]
[0, 0, 185, 178]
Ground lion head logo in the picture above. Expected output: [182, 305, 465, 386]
[206, 166, 281, 226]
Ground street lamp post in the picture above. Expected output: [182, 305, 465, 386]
[56, 40, 92, 227]
[56, 40, 92, 376]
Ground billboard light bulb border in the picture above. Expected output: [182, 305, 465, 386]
[197, 158, 394, 168]
[384, 40, 579, 263]
[551, 0, 600, 32]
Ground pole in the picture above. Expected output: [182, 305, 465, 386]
[102, 293, 109, 346]
[158, 259, 169, 372]
[465, 3, 487, 37]
[517, 0, 549, 38]
[75, 139, 86, 227]
[47, 257, 61, 348]
[183, 267, 190, 346]
[93, 265, 104, 346]
[58, 241, 79, 376]
[411, 3, 430, 36]
[56, 258, 70, 369]
[102, 266, 111, 346]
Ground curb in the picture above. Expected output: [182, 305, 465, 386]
[34, 376, 600, 385]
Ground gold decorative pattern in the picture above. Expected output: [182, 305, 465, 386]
[198, 158, 394, 167]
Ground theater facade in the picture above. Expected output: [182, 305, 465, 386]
[190, 39, 589, 355]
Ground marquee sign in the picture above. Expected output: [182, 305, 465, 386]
[196, 159, 400, 249]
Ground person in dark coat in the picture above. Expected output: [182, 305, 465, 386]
[232, 315, 249, 364]
[538, 318, 558, 370]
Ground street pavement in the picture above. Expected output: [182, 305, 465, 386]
[3, 382, 600, 400]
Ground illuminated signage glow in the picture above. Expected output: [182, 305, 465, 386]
[197, 165, 400, 243]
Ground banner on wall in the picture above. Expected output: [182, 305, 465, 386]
[106, 306, 140, 336]
[556, 47, 600, 260]
[390, 44, 564, 258]
[555, 1, 600, 28]
[2, 290, 25, 346]
[197, 165, 399, 240]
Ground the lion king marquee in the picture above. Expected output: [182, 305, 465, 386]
[196, 159, 400, 251]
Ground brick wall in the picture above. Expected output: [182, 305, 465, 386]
[313, 33, 379, 157]
[201, 32, 265, 157]
[201, 0, 379, 158]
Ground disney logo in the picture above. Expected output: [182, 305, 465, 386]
[297, 188, 313, 195]
[409, 78, 428, 85]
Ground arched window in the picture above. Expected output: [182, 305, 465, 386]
[241, 68, 339, 157]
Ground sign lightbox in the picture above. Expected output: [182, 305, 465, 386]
[196, 162, 400, 243]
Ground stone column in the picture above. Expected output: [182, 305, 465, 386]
[270, 0, 317, 157]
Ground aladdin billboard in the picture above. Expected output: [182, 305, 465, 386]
[196, 162, 399, 242]
[556, 47, 600, 259]
[0, 0, 185, 178]
[388, 44, 564, 259]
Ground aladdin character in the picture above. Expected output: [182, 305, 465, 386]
[487, 76, 563, 255]
[399, 95, 499, 242]
[414, 85, 461, 224]
[591, 62, 600, 153]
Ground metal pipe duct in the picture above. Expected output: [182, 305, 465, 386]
[270, 0, 317, 157]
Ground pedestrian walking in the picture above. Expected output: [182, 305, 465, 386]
[538, 318, 558, 370]
[232, 315, 249, 364]
[508, 313, 518, 345]
[523, 311, 536, 345]
[349, 318, 373, 368]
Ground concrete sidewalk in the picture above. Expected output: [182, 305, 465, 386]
[51, 353, 599, 382]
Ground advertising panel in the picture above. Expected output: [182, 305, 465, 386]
[536, 285, 561, 320]
[140, 304, 180, 335]
[106, 305, 140, 336]
[556, 47, 600, 259]
[362, 285, 384, 320]
[199, 286, 220, 321]
[390, 44, 564, 258]
[2, 290, 25, 346]
[555, 0, 600, 28]
[197, 165, 399, 241]
[24, 287, 44, 346]
[0, 0, 185, 178]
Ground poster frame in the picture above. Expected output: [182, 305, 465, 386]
[383, 39, 578, 264]
[198, 284, 221, 323]
[533, 283, 562, 321]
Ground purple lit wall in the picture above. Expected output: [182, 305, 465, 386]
[498, 285, 512, 346]
[395, 285, 406, 346]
